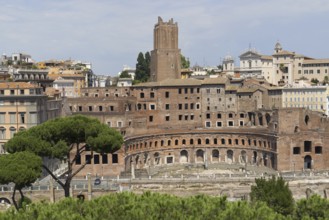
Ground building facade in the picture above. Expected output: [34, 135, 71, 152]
[0, 82, 62, 154]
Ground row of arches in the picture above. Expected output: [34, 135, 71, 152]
[15, 73, 48, 80]
[127, 148, 276, 170]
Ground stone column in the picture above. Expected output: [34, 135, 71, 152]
[49, 179, 55, 203]
[87, 173, 92, 201]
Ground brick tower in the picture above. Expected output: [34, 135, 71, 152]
[150, 17, 181, 82]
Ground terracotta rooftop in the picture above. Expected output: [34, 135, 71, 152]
[201, 77, 227, 85]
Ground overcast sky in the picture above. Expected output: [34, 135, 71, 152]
[1, 0, 329, 76]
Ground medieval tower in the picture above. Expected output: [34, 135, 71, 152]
[150, 17, 181, 82]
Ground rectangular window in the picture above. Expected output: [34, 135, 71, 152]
[206, 113, 211, 119]
[165, 104, 170, 110]
[184, 88, 188, 94]
[99, 106, 103, 111]
[117, 121, 123, 127]
[10, 90, 14, 95]
[190, 115, 194, 120]
[165, 116, 170, 121]
[78, 106, 82, 111]
[149, 115, 153, 122]
[190, 103, 194, 109]
[110, 106, 114, 111]
[216, 121, 222, 127]
[239, 121, 244, 126]
[304, 141, 312, 152]
[150, 104, 155, 110]
[0, 113, 5, 123]
[205, 121, 211, 127]
[9, 113, 16, 123]
[20, 113, 25, 124]
[0, 90, 4, 95]
[112, 154, 118, 164]
[94, 155, 100, 164]
[75, 155, 81, 164]
[88, 106, 93, 111]
[228, 121, 234, 127]
[102, 154, 108, 164]
[293, 147, 300, 154]
[190, 88, 194, 93]
[178, 104, 182, 110]
[20, 89, 24, 95]
[85, 155, 92, 164]
[178, 88, 182, 94]
[184, 115, 188, 120]
[179, 115, 182, 120]
[165, 92, 169, 98]
[150, 92, 155, 98]
[184, 103, 188, 109]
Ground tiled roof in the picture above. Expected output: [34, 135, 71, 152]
[237, 88, 259, 93]
[135, 78, 202, 87]
[201, 77, 227, 85]
[303, 59, 329, 64]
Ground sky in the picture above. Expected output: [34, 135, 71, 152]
[1, 0, 329, 76]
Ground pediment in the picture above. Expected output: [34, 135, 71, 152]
[239, 51, 261, 59]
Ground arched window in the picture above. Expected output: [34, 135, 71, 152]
[205, 138, 210, 144]
[190, 139, 194, 145]
[197, 139, 202, 145]
[182, 139, 186, 145]
[175, 139, 179, 146]
[221, 138, 225, 144]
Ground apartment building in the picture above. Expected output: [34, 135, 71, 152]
[0, 82, 62, 154]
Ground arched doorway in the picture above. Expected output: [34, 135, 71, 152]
[304, 155, 312, 169]
[180, 150, 188, 163]
[212, 149, 220, 162]
[253, 151, 257, 164]
[154, 152, 160, 165]
[196, 149, 204, 163]
[226, 150, 234, 164]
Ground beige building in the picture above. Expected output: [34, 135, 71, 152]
[236, 49, 273, 83]
[0, 82, 62, 154]
[282, 83, 328, 114]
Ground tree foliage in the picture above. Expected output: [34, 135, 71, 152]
[0, 151, 42, 210]
[135, 52, 150, 82]
[4, 115, 123, 197]
[0, 192, 286, 219]
[119, 70, 131, 78]
[295, 194, 329, 219]
[250, 176, 294, 216]
[181, 54, 190, 68]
